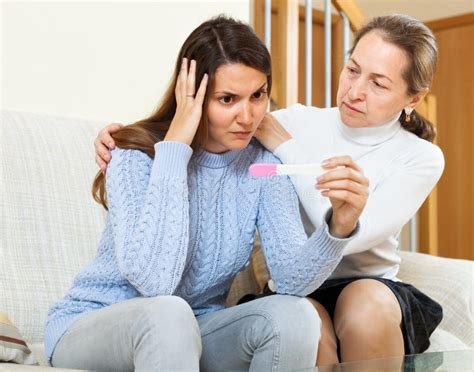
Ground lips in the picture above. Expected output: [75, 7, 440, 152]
[232, 131, 252, 139]
[344, 102, 363, 113]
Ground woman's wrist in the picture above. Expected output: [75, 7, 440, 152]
[163, 129, 192, 146]
[328, 215, 357, 239]
[254, 113, 293, 152]
[273, 132, 292, 151]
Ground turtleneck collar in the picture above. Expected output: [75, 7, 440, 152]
[336, 110, 403, 146]
[192, 147, 241, 168]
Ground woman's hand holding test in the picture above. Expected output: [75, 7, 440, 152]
[254, 113, 368, 238]
[318, 156, 369, 238]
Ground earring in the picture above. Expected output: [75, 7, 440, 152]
[404, 108, 413, 123]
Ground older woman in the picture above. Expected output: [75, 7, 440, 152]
[255, 14, 444, 364]
[95, 14, 443, 366]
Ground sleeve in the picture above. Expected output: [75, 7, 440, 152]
[270, 103, 307, 134]
[106, 141, 192, 296]
[256, 157, 355, 296]
[274, 138, 445, 256]
[341, 144, 445, 254]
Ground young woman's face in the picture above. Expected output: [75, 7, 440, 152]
[203, 63, 268, 153]
[337, 31, 417, 128]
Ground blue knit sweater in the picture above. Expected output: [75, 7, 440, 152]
[45, 140, 353, 360]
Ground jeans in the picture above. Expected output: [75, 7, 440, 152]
[51, 294, 320, 371]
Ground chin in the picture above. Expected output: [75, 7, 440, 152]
[339, 113, 363, 128]
[229, 140, 252, 150]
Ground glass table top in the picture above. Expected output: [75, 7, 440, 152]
[309, 349, 473, 372]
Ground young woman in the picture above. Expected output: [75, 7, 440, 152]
[46, 16, 366, 371]
[96, 13, 444, 367]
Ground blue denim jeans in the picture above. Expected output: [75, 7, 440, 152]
[51, 294, 320, 371]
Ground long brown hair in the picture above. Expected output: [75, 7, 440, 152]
[350, 14, 438, 142]
[92, 15, 272, 209]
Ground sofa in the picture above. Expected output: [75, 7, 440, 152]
[1, 110, 472, 370]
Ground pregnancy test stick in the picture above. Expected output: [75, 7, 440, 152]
[249, 163, 326, 177]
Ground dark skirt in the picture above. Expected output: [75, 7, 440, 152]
[240, 277, 443, 355]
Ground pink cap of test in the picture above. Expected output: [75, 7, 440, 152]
[249, 163, 278, 177]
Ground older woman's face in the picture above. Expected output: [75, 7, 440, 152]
[337, 31, 415, 128]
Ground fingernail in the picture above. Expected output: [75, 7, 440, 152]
[316, 176, 323, 182]
[321, 160, 330, 167]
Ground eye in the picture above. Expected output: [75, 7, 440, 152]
[346, 66, 358, 74]
[373, 80, 386, 89]
[252, 90, 267, 100]
[218, 96, 234, 104]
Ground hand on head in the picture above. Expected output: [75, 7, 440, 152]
[95, 58, 208, 171]
[164, 58, 208, 145]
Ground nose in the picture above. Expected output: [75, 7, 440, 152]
[236, 101, 252, 127]
[348, 78, 366, 101]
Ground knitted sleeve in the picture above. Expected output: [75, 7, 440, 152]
[256, 157, 352, 296]
[106, 141, 192, 296]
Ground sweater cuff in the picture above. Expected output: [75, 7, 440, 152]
[310, 208, 359, 258]
[153, 141, 193, 178]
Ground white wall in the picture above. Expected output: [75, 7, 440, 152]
[1, 1, 250, 123]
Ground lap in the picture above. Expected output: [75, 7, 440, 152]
[198, 294, 316, 336]
[307, 277, 443, 354]
[197, 294, 320, 370]
[52, 296, 199, 370]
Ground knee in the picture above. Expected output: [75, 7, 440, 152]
[334, 281, 401, 340]
[307, 298, 336, 342]
[139, 296, 196, 325]
[256, 295, 321, 354]
[133, 296, 201, 347]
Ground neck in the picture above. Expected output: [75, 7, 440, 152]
[193, 147, 241, 168]
[337, 111, 402, 146]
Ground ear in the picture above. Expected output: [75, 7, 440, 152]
[405, 87, 429, 110]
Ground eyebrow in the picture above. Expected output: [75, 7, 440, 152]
[349, 58, 393, 83]
[214, 82, 268, 95]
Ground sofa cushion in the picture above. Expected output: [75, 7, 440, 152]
[0, 312, 38, 365]
[397, 251, 473, 351]
[0, 110, 106, 346]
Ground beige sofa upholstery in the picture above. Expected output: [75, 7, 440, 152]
[1, 110, 472, 369]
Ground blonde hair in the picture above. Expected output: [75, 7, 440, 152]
[351, 14, 438, 142]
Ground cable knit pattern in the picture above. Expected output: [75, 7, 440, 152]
[44, 139, 355, 361]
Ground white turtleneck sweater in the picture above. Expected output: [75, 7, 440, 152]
[271, 104, 444, 280]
